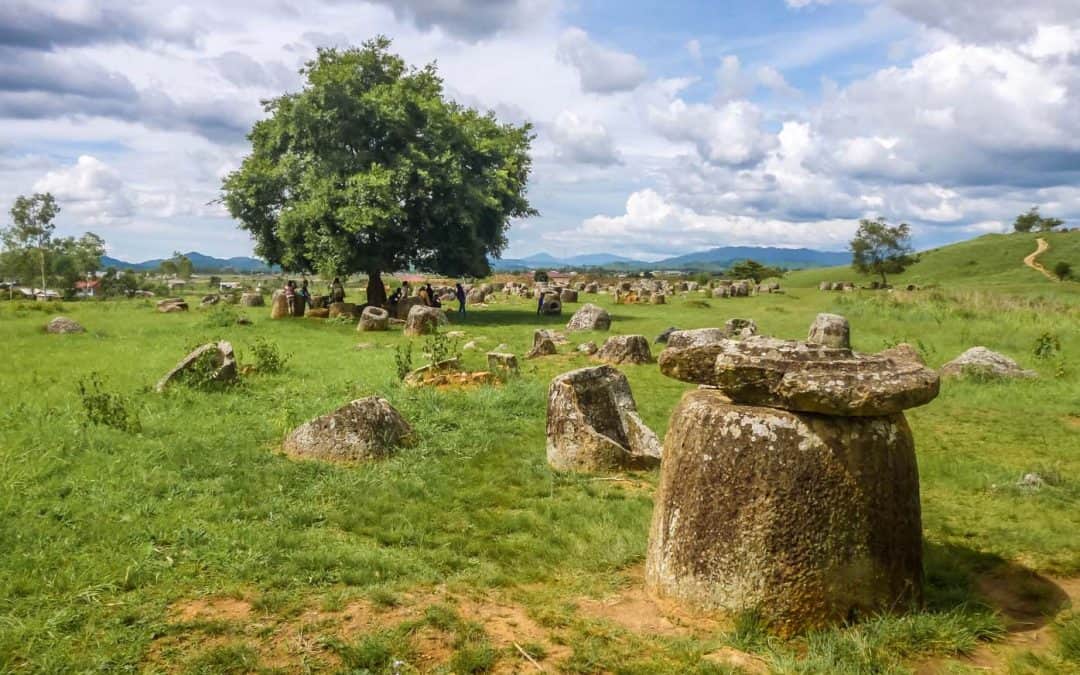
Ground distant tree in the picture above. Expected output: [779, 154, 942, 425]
[159, 259, 178, 277]
[728, 259, 785, 283]
[850, 217, 915, 285]
[1013, 207, 1065, 233]
[208, 275, 222, 288]
[172, 252, 193, 279]
[51, 232, 106, 292]
[1054, 261, 1072, 280]
[221, 37, 536, 306]
[2, 193, 60, 291]
[533, 270, 549, 283]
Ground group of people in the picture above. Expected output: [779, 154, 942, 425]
[389, 280, 468, 316]
[282, 277, 469, 317]
[281, 277, 345, 315]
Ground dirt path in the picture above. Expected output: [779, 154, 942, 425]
[1023, 237, 1057, 281]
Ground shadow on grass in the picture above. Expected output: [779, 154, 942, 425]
[925, 541, 1071, 631]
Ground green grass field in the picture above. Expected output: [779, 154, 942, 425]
[1, 242, 1078, 672]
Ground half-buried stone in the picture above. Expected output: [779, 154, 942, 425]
[596, 335, 652, 365]
[155, 341, 237, 392]
[546, 365, 661, 472]
[646, 389, 924, 636]
[403, 305, 443, 336]
[284, 396, 413, 461]
[566, 303, 611, 332]
[807, 312, 851, 349]
[46, 316, 84, 334]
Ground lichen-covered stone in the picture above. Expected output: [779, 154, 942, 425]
[807, 313, 851, 349]
[566, 303, 611, 332]
[358, 306, 389, 331]
[596, 335, 652, 365]
[46, 316, 84, 334]
[646, 389, 923, 636]
[577, 341, 598, 355]
[941, 347, 1037, 380]
[546, 365, 661, 472]
[526, 329, 558, 359]
[270, 292, 288, 319]
[157, 297, 189, 313]
[705, 337, 940, 416]
[651, 293, 666, 304]
[878, 343, 925, 365]
[487, 352, 519, 375]
[240, 292, 264, 307]
[403, 305, 442, 336]
[283, 397, 412, 461]
[328, 302, 357, 319]
[560, 289, 578, 303]
[657, 321, 759, 385]
[540, 297, 562, 315]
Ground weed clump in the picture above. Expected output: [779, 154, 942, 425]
[76, 373, 140, 433]
[248, 337, 288, 373]
[394, 342, 413, 381]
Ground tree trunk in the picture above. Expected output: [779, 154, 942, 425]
[366, 270, 387, 307]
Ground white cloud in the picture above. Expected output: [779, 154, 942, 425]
[648, 98, 775, 167]
[549, 111, 621, 166]
[556, 27, 647, 94]
[33, 155, 134, 224]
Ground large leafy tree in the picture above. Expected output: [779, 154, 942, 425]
[1013, 207, 1064, 233]
[221, 37, 536, 305]
[2, 193, 60, 290]
[850, 217, 915, 285]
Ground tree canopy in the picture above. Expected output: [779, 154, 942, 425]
[1, 193, 105, 294]
[849, 217, 915, 285]
[1013, 207, 1064, 233]
[221, 37, 536, 305]
[728, 259, 785, 283]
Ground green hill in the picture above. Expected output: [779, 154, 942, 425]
[784, 231, 1080, 295]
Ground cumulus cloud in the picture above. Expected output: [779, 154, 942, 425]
[33, 155, 134, 223]
[557, 28, 648, 94]
[549, 111, 621, 165]
[887, 0, 1080, 46]
[648, 98, 775, 167]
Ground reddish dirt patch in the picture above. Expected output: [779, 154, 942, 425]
[169, 596, 253, 623]
[410, 626, 456, 670]
[704, 647, 769, 674]
[459, 597, 573, 668]
[576, 566, 725, 637]
[1064, 414, 1080, 431]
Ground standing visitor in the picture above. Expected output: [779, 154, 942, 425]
[330, 277, 345, 303]
[284, 280, 297, 315]
[417, 284, 430, 306]
[536, 290, 545, 316]
[455, 283, 466, 317]
[426, 284, 441, 308]
[299, 279, 311, 309]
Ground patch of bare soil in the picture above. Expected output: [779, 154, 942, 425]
[575, 565, 726, 637]
[703, 646, 770, 674]
[918, 567, 1078, 674]
[169, 596, 253, 623]
[458, 597, 573, 669]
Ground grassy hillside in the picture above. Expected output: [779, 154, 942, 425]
[785, 231, 1080, 294]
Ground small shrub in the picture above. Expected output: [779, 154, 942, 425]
[726, 608, 769, 651]
[248, 337, 288, 373]
[1053, 261, 1072, 280]
[202, 304, 240, 327]
[77, 373, 141, 433]
[394, 342, 413, 381]
[424, 330, 461, 365]
[1033, 332, 1061, 360]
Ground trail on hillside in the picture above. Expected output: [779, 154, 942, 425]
[1023, 237, 1057, 281]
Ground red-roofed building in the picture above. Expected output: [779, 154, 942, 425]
[74, 279, 100, 297]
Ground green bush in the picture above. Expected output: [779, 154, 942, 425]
[76, 373, 140, 433]
[394, 342, 413, 381]
[248, 337, 288, 374]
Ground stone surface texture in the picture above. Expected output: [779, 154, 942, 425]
[941, 347, 1037, 379]
[596, 335, 652, 365]
[566, 303, 612, 332]
[283, 397, 412, 461]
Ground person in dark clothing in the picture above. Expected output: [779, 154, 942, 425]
[536, 290, 545, 315]
[455, 283, 466, 317]
[298, 279, 312, 309]
[388, 287, 402, 304]
[330, 277, 345, 303]
[426, 284, 441, 308]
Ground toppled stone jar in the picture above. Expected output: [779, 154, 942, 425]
[646, 318, 939, 635]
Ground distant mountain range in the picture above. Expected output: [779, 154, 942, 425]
[100, 245, 848, 274]
[490, 246, 849, 271]
[100, 252, 275, 273]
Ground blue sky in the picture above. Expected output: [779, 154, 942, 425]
[1, 0, 1078, 262]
